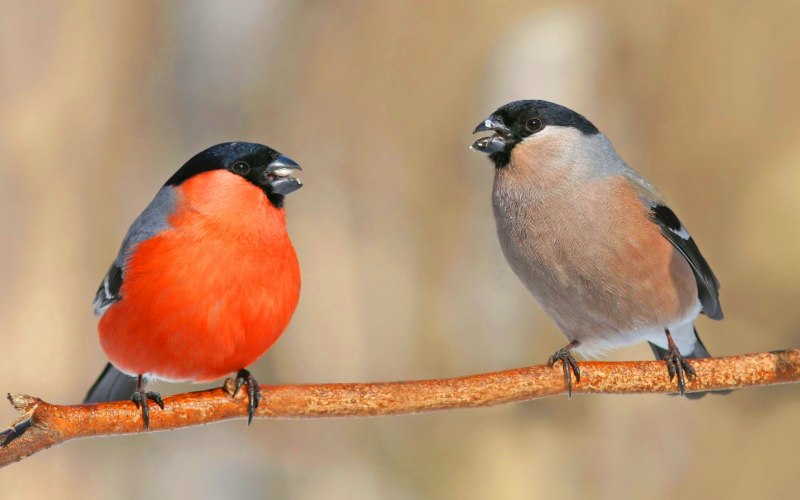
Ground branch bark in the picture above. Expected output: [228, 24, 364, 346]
[2, 348, 798, 468]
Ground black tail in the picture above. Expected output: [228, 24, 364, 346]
[84, 363, 138, 403]
[648, 328, 732, 399]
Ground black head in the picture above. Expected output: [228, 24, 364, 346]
[166, 142, 302, 208]
[471, 100, 598, 168]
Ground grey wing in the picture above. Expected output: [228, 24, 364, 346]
[645, 201, 723, 320]
[92, 186, 178, 316]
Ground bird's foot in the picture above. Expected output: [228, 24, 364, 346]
[663, 330, 696, 396]
[131, 390, 164, 430]
[547, 342, 581, 398]
[231, 369, 261, 425]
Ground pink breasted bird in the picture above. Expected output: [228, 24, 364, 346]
[472, 100, 728, 398]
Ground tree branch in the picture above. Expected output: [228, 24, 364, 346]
[2, 348, 798, 468]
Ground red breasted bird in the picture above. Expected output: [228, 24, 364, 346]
[472, 100, 728, 398]
[84, 142, 303, 427]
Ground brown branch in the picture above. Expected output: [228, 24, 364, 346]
[2, 348, 798, 468]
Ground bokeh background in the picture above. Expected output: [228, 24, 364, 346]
[2, 1, 799, 498]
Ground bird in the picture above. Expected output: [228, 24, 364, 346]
[471, 100, 727, 398]
[84, 142, 303, 428]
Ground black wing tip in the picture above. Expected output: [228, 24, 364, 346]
[705, 307, 724, 321]
[93, 264, 123, 315]
[648, 204, 724, 322]
[699, 290, 724, 320]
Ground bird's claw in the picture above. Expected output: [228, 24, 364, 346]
[663, 329, 697, 396]
[131, 390, 164, 430]
[664, 349, 696, 396]
[231, 369, 261, 425]
[548, 348, 581, 398]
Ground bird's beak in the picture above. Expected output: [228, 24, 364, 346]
[471, 115, 512, 154]
[266, 155, 303, 196]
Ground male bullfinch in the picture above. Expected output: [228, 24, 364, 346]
[84, 142, 303, 428]
[472, 100, 728, 398]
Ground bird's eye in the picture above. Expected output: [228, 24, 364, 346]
[525, 118, 543, 132]
[232, 161, 251, 175]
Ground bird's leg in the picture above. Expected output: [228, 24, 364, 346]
[662, 328, 697, 396]
[231, 369, 261, 425]
[130, 375, 164, 430]
[547, 340, 581, 398]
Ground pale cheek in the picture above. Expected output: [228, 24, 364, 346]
[508, 140, 574, 189]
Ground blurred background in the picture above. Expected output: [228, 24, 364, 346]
[1, 1, 799, 498]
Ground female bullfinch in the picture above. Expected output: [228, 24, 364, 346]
[472, 100, 728, 398]
[85, 142, 303, 428]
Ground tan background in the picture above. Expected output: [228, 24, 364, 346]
[1, 1, 799, 498]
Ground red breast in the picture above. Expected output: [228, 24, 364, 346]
[98, 170, 301, 382]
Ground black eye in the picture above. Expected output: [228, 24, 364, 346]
[525, 118, 543, 132]
[232, 161, 251, 175]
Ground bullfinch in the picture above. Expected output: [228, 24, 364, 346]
[472, 100, 727, 398]
[84, 142, 303, 428]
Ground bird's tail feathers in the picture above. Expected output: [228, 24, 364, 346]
[84, 363, 138, 403]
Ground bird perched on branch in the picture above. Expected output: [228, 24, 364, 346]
[84, 142, 303, 428]
[471, 100, 726, 398]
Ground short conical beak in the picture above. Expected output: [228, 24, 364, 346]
[473, 116, 510, 135]
[266, 155, 302, 175]
[266, 155, 303, 196]
[471, 115, 512, 155]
